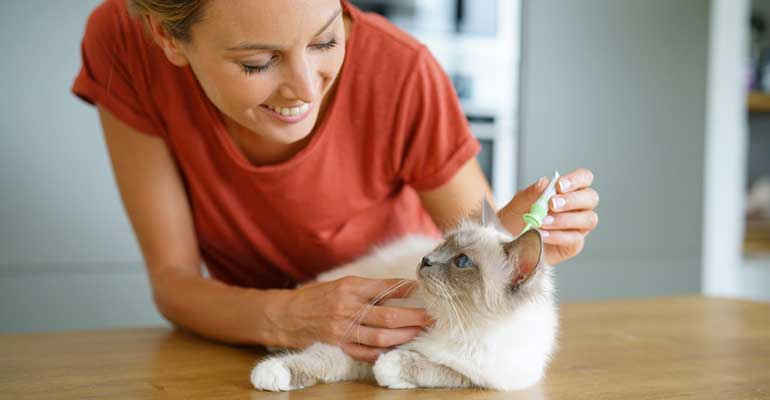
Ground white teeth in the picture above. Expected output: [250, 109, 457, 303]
[269, 103, 310, 117]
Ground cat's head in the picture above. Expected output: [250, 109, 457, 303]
[417, 198, 552, 326]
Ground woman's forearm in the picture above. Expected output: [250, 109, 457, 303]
[146, 268, 436, 363]
[148, 269, 292, 347]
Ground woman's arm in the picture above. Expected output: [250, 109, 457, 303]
[98, 107, 428, 361]
[416, 159, 496, 232]
[417, 159, 599, 265]
[98, 106, 281, 345]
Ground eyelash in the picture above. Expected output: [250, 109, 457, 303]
[241, 38, 339, 75]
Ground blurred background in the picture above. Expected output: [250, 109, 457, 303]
[1, 0, 768, 334]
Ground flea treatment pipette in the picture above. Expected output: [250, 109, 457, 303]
[520, 171, 560, 235]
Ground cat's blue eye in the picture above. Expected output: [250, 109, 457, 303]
[453, 254, 473, 269]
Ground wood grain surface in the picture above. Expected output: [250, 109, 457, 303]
[1, 296, 769, 399]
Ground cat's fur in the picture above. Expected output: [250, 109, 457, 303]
[250, 200, 558, 391]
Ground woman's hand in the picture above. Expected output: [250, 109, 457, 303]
[498, 168, 599, 265]
[267, 276, 432, 363]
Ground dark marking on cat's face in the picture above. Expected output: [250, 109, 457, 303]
[417, 205, 547, 325]
[419, 232, 485, 302]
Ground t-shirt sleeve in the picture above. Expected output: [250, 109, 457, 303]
[392, 47, 482, 191]
[71, 0, 160, 137]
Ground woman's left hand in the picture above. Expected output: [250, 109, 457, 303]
[497, 168, 599, 266]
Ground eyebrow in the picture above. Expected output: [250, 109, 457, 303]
[225, 9, 342, 52]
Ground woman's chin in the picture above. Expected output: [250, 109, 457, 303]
[270, 127, 314, 144]
[244, 118, 313, 144]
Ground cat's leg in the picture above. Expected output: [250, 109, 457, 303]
[373, 349, 473, 389]
[250, 342, 372, 391]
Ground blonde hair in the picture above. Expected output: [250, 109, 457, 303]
[128, 0, 207, 41]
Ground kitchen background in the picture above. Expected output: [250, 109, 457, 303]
[1, 0, 768, 333]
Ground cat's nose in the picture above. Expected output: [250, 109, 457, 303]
[420, 257, 433, 268]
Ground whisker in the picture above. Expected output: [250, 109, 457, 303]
[395, 279, 418, 308]
[342, 279, 413, 342]
[433, 278, 467, 341]
[444, 281, 472, 343]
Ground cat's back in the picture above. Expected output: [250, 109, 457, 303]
[315, 235, 440, 282]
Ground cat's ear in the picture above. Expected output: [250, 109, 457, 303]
[503, 229, 544, 287]
[480, 196, 510, 235]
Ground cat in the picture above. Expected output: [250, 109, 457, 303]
[250, 199, 558, 391]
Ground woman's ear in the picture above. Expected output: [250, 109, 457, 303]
[145, 14, 190, 67]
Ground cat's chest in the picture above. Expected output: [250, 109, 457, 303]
[407, 316, 537, 357]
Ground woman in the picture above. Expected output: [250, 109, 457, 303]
[73, 0, 599, 362]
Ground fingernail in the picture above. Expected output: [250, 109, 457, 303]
[536, 176, 548, 187]
[541, 230, 550, 238]
[552, 197, 566, 210]
[559, 178, 571, 192]
[542, 216, 555, 226]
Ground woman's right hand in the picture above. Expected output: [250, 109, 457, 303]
[267, 276, 433, 362]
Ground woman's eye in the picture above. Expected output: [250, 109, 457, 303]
[241, 56, 277, 75]
[453, 254, 473, 269]
[242, 63, 270, 74]
[240, 38, 336, 75]
[312, 38, 338, 51]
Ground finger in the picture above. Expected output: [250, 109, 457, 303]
[507, 176, 551, 214]
[348, 325, 423, 348]
[338, 277, 418, 300]
[542, 230, 588, 265]
[541, 229, 587, 247]
[556, 168, 594, 194]
[550, 188, 600, 212]
[541, 211, 599, 231]
[360, 305, 432, 329]
[340, 342, 384, 363]
[374, 280, 421, 301]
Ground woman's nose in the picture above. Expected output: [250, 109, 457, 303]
[279, 56, 315, 103]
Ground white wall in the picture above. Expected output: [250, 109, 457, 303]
[0, 1, 166, 332]
[702, 0, 770, 301]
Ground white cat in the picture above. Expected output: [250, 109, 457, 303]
[250, 200, 558, 391]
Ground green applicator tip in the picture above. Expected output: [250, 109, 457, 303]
[520, 171, 560, 235]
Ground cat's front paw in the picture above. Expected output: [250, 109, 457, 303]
[373, 350, 417, 389]
[250, 358, 301, 391]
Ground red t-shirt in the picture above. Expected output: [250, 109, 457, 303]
[72, 0, 481, 289]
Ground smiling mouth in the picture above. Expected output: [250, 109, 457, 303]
[259, 102, 313, 123]
[262, 103, 310, 116]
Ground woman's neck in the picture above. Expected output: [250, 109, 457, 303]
[224, 117, 314, 166]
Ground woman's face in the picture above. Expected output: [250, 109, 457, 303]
[172, 0, 347, 144]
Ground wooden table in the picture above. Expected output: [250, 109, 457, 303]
[2, 296, 769, 399]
